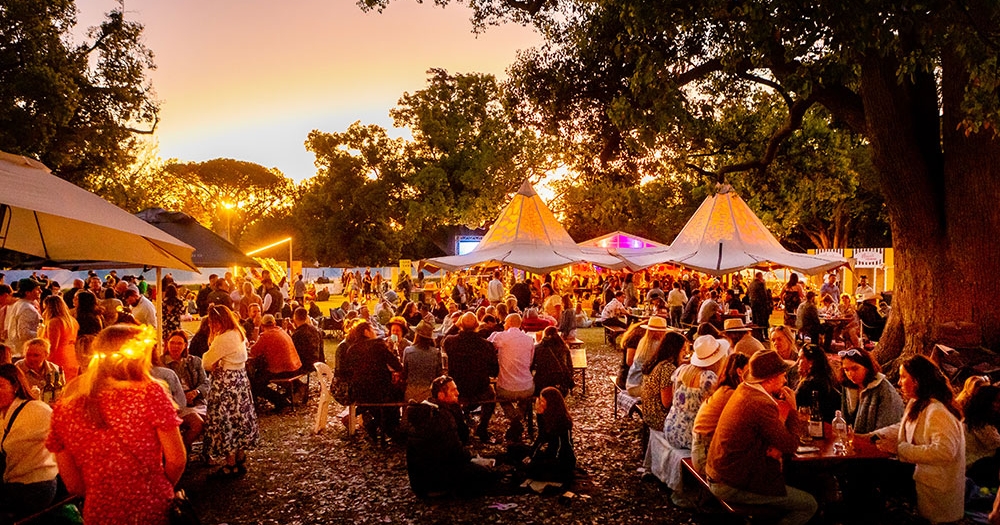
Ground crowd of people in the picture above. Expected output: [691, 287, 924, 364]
[0, 264, 984, 525]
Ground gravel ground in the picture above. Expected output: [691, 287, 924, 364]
[180, 326, 965, 525]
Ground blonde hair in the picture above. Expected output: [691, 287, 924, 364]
[64, 324, 159, 427]
[208, 305, 245, 343]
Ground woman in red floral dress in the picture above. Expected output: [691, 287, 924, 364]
[46, 325, 186, 525]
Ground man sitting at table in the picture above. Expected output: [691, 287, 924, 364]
[598, 291, 629, 330]
[698, 290, 722, 329]
[725, 318, 764, 356]
[820, 274, 841, 302]
[796, 291, 832, 351]
[707, 350, 817, 525]
[248, 314, 302, 412]
[856, 291, 886, 342]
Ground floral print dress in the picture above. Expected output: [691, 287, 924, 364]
[663, 364, 717, 450]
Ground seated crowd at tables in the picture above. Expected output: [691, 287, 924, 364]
[0, 266, 980, 525]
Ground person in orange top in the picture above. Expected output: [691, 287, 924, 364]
[248, 314, 301, 412]
[40, 295, 79, 380]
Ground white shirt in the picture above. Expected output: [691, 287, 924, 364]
[6, 299, 41, 357]
[666, 288, 688, 308]
[600, 298, 628, 321]
[132, 295, 157, 328]
[487, 278, 504, 303]
[488, 327, 535, 392]
[1, 399, 58, 484]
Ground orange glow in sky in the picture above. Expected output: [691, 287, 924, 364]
[76, 0, 541, 182]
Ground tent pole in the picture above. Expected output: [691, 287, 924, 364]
[156, 267, 163, 346]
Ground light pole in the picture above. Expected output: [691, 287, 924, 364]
[221, 201, 236, 242]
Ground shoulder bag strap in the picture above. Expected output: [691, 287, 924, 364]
[1, 400, 29, 452]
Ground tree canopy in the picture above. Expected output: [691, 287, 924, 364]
[0, 0, 159, 187]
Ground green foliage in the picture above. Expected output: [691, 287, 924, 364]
[297, 123, 406, 266]
[162, 158, 295, 248]
[0, 0, 159, 187]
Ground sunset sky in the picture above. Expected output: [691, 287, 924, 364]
[76, 0, 541, 182]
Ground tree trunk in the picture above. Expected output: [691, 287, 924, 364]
[860, 53, 1000, 365]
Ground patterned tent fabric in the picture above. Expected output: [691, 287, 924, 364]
[629, 186, 845, 276]
[577, 231, 670, 271]
[426, 180, 623, 274]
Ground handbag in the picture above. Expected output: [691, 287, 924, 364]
[109, 427, 202, 525]
[0, 400, 28, 480]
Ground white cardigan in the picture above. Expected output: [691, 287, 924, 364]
[875, 399, 965, 524]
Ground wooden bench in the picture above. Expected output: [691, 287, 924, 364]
[603, 325, 626, 346]
[680, 457, 784, 520]
[270, 372, 310, 408]
[609, 375, 641, 420]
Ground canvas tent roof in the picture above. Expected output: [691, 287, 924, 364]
[0, 151, 196, 271]
[578, 231, 670, 271]
[426, 180, 623, 274]
[135, 208, 258, 268]
[629, 186, 846, 276]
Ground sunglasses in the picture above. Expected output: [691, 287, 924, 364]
[838, 348, 863, 358]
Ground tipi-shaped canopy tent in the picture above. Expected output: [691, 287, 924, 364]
[578, 231, 670, 271]
[629, 186, 846, 276]
[136, 208, 259, 268]
[426, 180, 623, 274]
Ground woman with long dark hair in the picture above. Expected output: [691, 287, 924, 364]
[839, 348, 904, 433]
[640, 331, 686, 432]
[74, 290, 103, 338]
[523, 386, 575, 484]
[532, 326, 574, 396]
[794, 345, 840, 421]
[963, 385, 1000, 487]
[873, 355, 964, 524]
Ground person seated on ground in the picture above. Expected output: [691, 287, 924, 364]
[402, 321, 443, 403]
[707, 350, 817, 525]
[664, 334, 726, 451]
[248, 314, 302, 412]
[418, 302, 436, 326]
[625, 316, 669, 397]
[341, 320, 403, 440]
[872, 355, 965, 525]
[330, 300, 351, 324]
[598, 291, 629, 330]
[290, 307, 324, 374]
[430, 298, 448, 323]
[839, 348, 904, 434]
[725, 318, 764, 356]
[963, 384, 1000, 488]
[439, 309, 462, 338]
[384, 316, 411, 359]
[517, 386, 576, 485]
[794, 344, 841, 421]
[163, 330, 208, 448]
[769, 325, 800, 387]
[573, 302, 593, 329]
[957, 375, 990, 410]
[0, 364, 59, 521]
[857, 290, 886, 342]
[691, 353, 749, 474]
[680, 289, 702, 326]
[402, 376, 495, 498]
[442, 312, 498, 444]
[400, 301, 423, 327]
[532, 327, 574, 397]
[14, 338, 65, 404]
[557, 295, 576, 338]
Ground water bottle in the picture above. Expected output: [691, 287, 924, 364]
[832, 410, 848, 455]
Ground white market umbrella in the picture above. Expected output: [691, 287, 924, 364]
[0, 150, 197, 271]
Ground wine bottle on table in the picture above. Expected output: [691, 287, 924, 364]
[808, 390, 825, 440]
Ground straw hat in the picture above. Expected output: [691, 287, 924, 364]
[691, 335, 730, 367]
[414, 320, 435, 340]
[641, 316, 669, 331]
[745, 349, 794, 383]
[386, 316, 408, 331]
[723, 318, 752, 332]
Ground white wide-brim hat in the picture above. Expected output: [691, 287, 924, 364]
[691, 335, 730, 367]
